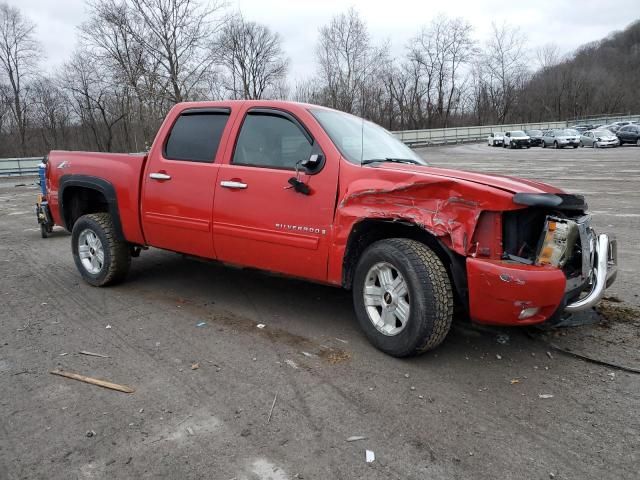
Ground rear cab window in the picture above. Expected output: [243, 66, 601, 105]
[164, 109, 230, 162]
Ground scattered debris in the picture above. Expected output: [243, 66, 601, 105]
[510, 379, 520, 385]
[335, 338, 348, 344]
[267, 393, 278, 423]
[59, 353, 68, 356]
[191, 363, 199, 370]
[186, 427, 194, 436]
[410, 386, 416, 391]
[346, 436, 367, 442]
[496, 354, 502, 360]
[79, 350, 110, 358]
[196, 321, 207, 327]
[50, 369, 134, 394]
[301, 351, 315, 358]
[496, 334, 510, 345]
[105, 325, 112, 329]
[546, 351, 553, 360]
[139, 408, 144, 413]
[538, 394, 554, 399]
[608, 372, 616, 379]
[404, 373, 410, 378]
[86, 430, 96, 438]
[284, 359, 298, 369]
[240, 428, 251, 437]
[256, 323, 266, 329]
[365, 450, 375, 463]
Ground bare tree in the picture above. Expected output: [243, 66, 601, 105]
[0, 2, 40, 155]
[408, 16, 477, 127]
[215, 13, 288, 100]
[316, 8, 388, 115]
[61, 50, 126, 152]
[535, 43, 561, 71]
[480, 22, 529, 123]
[31, 77, 71, 151]
[126, 0, 225, 103]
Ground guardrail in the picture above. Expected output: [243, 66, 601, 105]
[0, 157, 42, 177]
[392, 121, 569, 146]
[392, 115, 640, 146]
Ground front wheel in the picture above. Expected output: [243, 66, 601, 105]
[636, 139, 640, 147]
[541, 141, 546, 148]
[554, 141, 560, 149]
[71, 213, 131, 286]
[352, 239, 453, 357]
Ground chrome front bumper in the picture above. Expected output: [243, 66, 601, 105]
[565, 233, 618, 312]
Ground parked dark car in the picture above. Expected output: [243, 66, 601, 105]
[617, 124, 640, 146]
[525, 129, 543, 146]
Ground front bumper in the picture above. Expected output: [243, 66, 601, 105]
[466, 229, 618, 326]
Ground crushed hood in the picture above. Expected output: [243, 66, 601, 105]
[374, 164, 564, 195]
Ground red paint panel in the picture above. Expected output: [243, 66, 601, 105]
[143, 212, 211, 232]
[46, 151, 147, 245]
[467, 258, 566, 326]
[214, 223, 319, 250]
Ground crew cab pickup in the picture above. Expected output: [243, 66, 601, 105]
[37, 100, 618, 357]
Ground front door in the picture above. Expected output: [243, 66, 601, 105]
[213, 108, 339, 282]
[141, 107, 233, 258]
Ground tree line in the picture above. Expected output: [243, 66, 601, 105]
[1, 1, 638, 158]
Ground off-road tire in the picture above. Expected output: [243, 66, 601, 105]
[71, 213, 131, 286]
[352, 239, 453, 357]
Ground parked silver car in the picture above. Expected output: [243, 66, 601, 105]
[541, 129, 580, 149]
[487, 132, 505, 146]
[580, 129, 619, 148]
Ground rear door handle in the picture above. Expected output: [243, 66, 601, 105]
[149, 172, 171, 180]
[220, 180, 247, 189]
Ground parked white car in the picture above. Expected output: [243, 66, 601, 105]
[487, 132, 505, 146]
[580, 129, 619, 148]
[503, 131, 531, 149]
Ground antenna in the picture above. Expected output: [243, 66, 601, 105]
[360, 115, 364, 164]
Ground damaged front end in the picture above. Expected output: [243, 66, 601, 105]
[468, 192, 618, 326]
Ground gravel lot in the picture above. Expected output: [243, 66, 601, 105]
[1, 143, 639, 480]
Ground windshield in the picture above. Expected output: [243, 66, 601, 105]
[561, 129, 579, 136]
[593, 130, 612, 136]
[526, 130, 542, 135]
[310, 109, 426, 166]
[511, 131, 526, 136]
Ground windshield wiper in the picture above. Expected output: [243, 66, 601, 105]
[361, 157, 421, 166]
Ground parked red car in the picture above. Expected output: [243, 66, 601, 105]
[36, 101, 618, 357]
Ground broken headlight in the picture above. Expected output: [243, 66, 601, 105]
[535, 217, 579, 268]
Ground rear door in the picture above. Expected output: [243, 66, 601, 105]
[141, 107, 234, 258]
[212, 106, 339, 282]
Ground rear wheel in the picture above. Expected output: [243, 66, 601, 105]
[352, 239, 453, 357]
[71, 213, 131, 286]
[636, 138, 640, 147]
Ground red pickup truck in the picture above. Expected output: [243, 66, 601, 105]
[37, 100, 618, 357]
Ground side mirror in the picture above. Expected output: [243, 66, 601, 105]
[301, 153, 322, 171]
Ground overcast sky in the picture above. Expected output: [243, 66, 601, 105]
[8, 0, 638, 81]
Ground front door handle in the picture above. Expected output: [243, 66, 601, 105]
[220, 180, 247, 189]
[149, 172, 171, 181]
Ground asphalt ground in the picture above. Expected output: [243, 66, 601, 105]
[1, 142, 639, 480]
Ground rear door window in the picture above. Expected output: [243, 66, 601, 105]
[164, 111, 230, 162]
